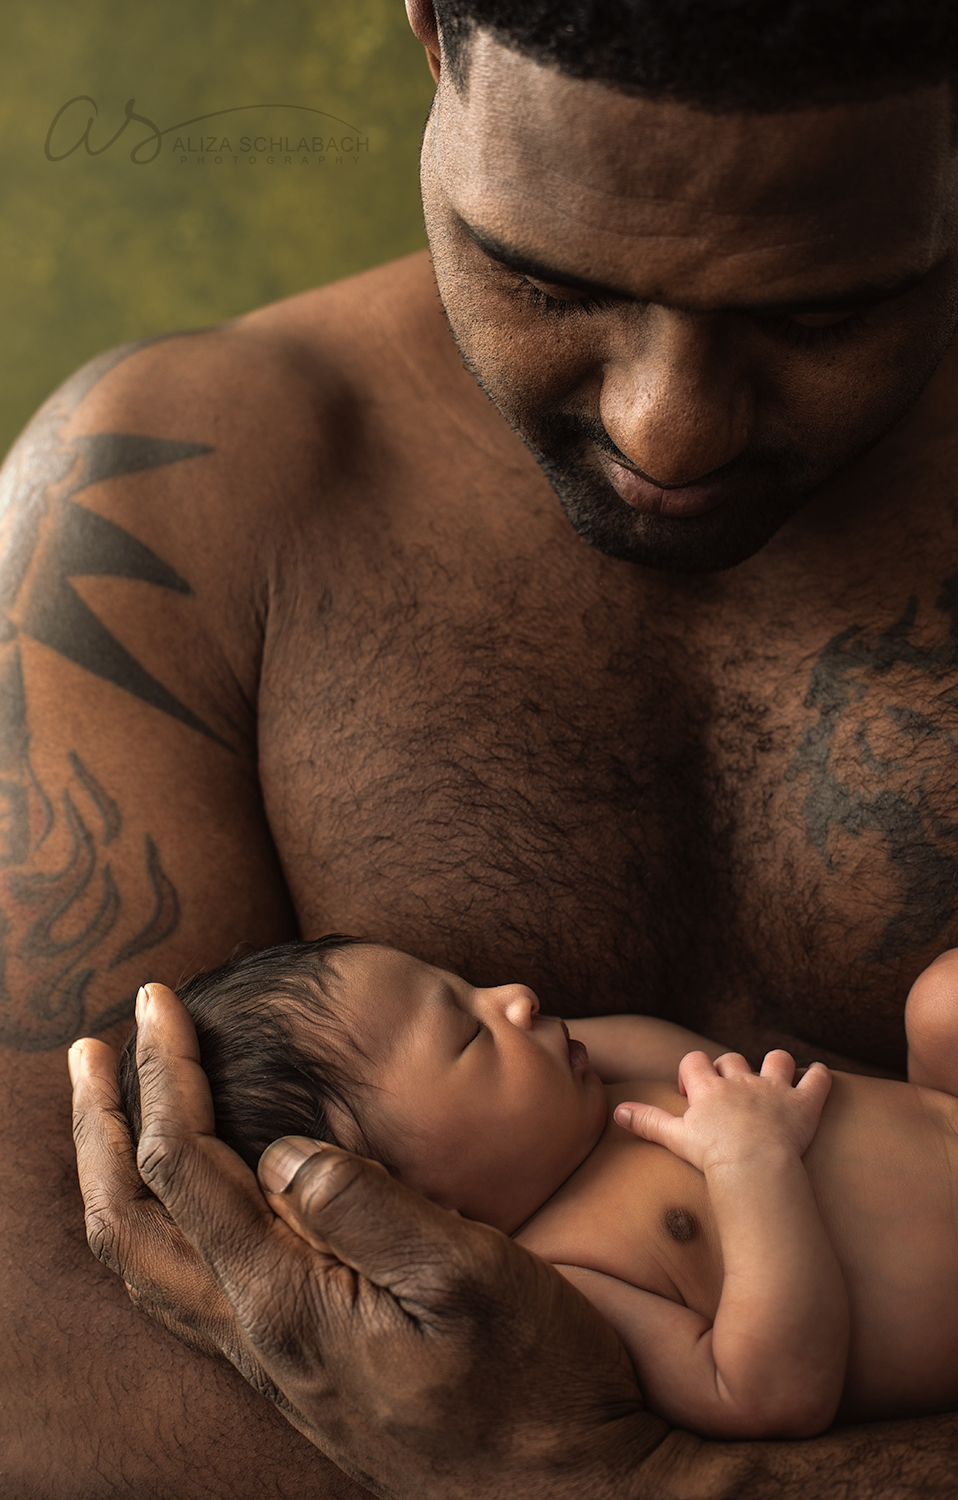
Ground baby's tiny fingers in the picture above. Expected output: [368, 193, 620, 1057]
[712, 1051, 753, 1077]
[760, 1049, 796, 1083]
[677, 1049, 723, 1094]
[795, 1060, 833, 1100]
[613, 1101, 680, 1150]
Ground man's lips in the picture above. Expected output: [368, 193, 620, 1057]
[603, 455, 729, 518]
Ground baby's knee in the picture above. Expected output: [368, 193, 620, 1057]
[905, 949, 958, 1089]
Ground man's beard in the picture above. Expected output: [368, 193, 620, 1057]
[527, 410, 821, 574]
[445, 317, 845, 574]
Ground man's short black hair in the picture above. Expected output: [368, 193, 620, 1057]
[119, 936, 381, 1177]
[435, 0, 958, 111]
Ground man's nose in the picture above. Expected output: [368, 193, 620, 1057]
[599, 307, 753, 486]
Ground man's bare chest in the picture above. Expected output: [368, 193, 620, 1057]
[258, 525, 958, 1071]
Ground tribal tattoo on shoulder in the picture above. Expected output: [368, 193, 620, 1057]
[0, 334, 224, 1050]
[791, 578, 958, 965]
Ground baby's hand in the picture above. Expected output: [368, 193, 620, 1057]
[613, 1050, 832, 1175]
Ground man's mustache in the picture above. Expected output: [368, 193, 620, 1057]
[535, 408, 807, 491]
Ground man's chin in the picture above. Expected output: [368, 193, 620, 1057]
[542, 465, 810, 574]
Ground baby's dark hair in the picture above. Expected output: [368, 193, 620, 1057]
[119, 935, 382, 1174]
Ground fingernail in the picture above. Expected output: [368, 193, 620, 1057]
[67, 1041, 84, 1085]
[614, 1105, 633, 1129]
[135, 986, 150, 1024]
[258, 1136, 324, 1194]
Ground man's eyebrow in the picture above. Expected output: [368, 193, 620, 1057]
[460, 217, 932, 315]
[744, 269, 931, 316]
[461, 219, 631, 299]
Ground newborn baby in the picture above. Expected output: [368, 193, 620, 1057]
[119, 936, 958, 1440]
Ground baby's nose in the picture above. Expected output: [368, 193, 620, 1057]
[498, 984, 540, 1029]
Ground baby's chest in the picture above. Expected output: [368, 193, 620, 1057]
[515, 1125, 722, 1317]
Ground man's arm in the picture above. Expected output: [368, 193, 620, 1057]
[0, 334, 376, 1498]
[14, 330, 958, 1497]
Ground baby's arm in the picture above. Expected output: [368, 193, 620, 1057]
[565, 1014, 729, 1082]
[592, 1051, 848, 1439]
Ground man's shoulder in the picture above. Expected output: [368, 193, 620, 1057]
[15, 249, 433, 448]
[57, 250, 435, 426]
[2, 251, 449, 550]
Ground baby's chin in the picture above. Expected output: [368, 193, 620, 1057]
[474, 1144, 608, 1237]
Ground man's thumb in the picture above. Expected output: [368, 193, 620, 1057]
[259, 1136, 335, 1197]
[258, 1136, 475, 1292]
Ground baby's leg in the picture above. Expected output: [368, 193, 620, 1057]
[905, 949, 958, 1092]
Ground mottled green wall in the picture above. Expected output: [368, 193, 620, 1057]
[0, 0, 436, 457]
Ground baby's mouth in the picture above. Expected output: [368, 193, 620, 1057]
[560, 1020, 589, 1072]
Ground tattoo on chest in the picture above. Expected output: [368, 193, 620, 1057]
[791, 579, 958, 964]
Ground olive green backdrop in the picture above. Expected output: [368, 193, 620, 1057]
[0, 0, 436, 459]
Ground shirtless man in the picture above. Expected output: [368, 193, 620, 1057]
[10, 0, 958, 1493]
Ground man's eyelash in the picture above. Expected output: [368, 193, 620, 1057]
[513, 273, 869, 345]
[754, 311, 868, 349]
[513, 277, 613, 318]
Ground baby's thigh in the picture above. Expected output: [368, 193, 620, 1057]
[905, 949, 958, 1093]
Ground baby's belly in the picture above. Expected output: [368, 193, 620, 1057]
[809, 1072, 958, 1420]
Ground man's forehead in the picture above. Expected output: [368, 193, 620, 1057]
[429, 32, 958, 306]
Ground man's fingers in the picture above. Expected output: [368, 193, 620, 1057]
[135, 982, 217, 1142]
[130, 983, 287, 1308]
[70, 1034, 247, 1342]
[260, 1139, 502, 1303]
[70, 1036, 150, 1277]
[133, 980, 262, 1232]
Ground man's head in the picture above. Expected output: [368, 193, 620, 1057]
[120, 939, 606, 1236]
[409, 1, 958, 571]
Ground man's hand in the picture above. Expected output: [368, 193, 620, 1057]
[70, 981, 666, 1499]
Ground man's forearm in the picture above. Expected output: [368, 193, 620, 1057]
[626, 1417, 958, 1500]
